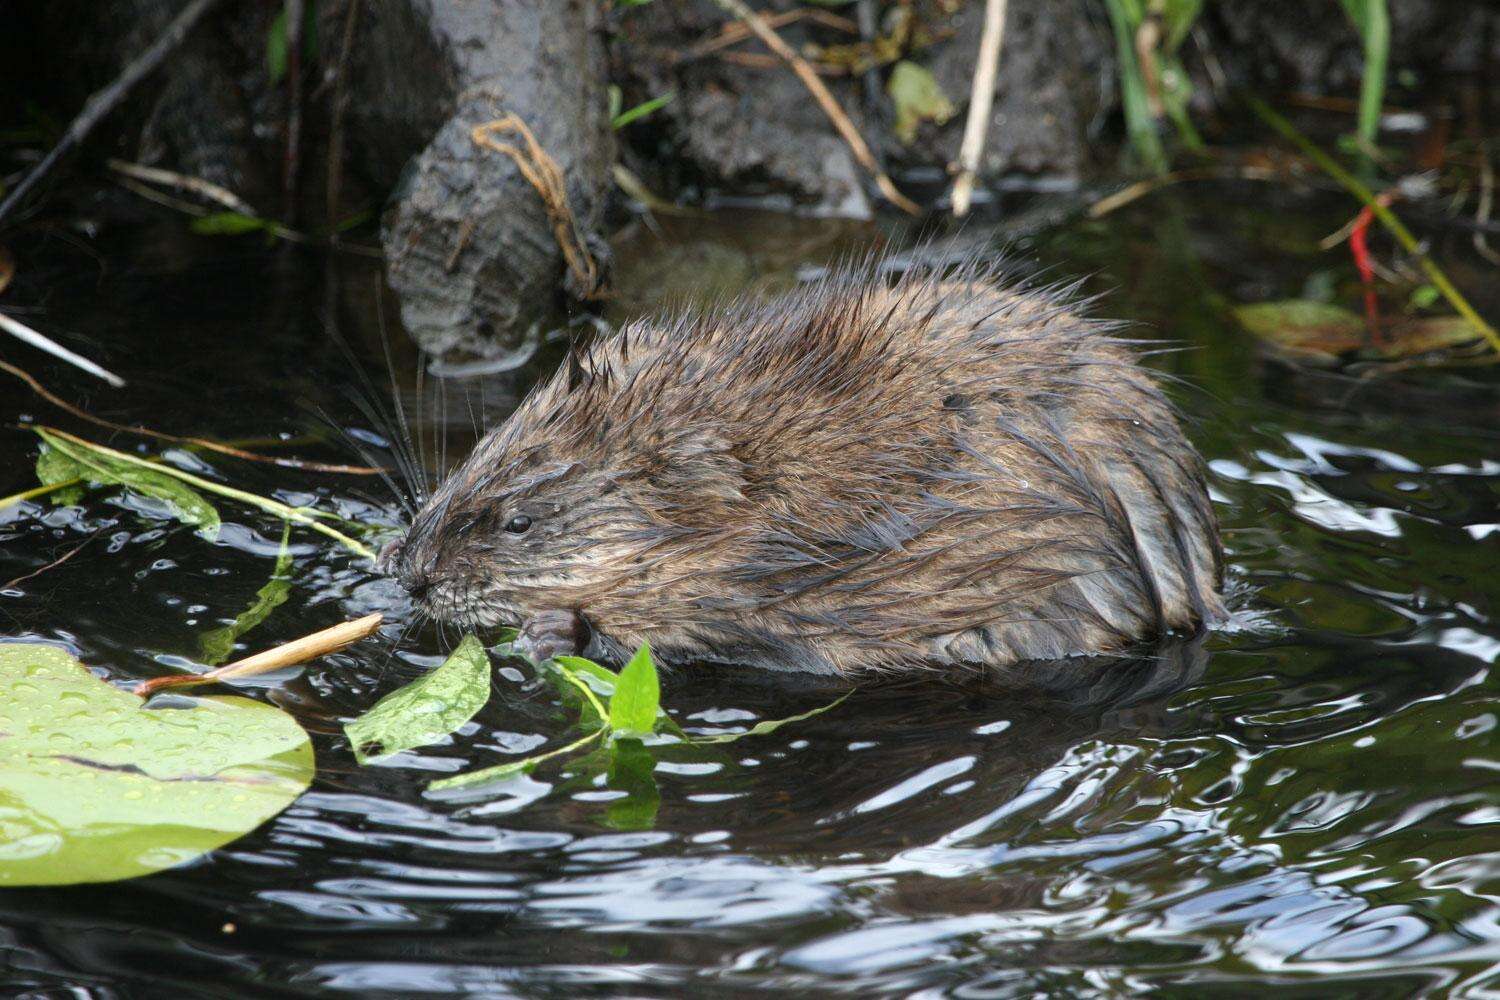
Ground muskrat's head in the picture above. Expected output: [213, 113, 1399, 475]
[379, 343, 748, 632]
[379, 430, 647, 630]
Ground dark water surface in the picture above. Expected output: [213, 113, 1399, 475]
[2, 188, 1498, 997]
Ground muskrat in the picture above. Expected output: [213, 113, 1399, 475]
[384, 256, 1225, 676]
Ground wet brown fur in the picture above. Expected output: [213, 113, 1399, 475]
[390, 255, 1225, 676]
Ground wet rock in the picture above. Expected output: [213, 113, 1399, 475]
[350, 0, 614, 365]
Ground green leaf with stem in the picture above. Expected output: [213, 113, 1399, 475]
[611, 91, 675, 130]
[427, 726, 607, 791]
[32, 427, 375, 559]
[688, 692, 852, 744]
[36, 432, 220, 538]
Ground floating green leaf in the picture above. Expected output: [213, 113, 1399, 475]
[36, 428, 220, 538]
[609, 642, 660, 736]
[887, 61, 954, 145]
[345, 634, 492, 763]
[199, 524, 293, 665]
[0, 643, 312, 887]
[1235, 299, 1482, 366]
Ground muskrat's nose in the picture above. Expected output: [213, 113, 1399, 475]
[376, 536, 405, 574]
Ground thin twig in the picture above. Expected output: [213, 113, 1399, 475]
[1251, 97, 1500, 356]
[0, 311, 126, 387]
[283, 0, 306, 222]
[950, 0, 1008, 217]
[133, 613, 383, 695]
[1, 357, 383, 474]
[0, 0, 224, 224]
[2, 529, 102, 591]
[677, 7, 857, 62]
[1088, 165, 1280, 218]
[705, 0, 920, 216]
[105, 158, 255, 215]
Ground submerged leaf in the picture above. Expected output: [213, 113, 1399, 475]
[609, 642, 660, 737]
[0, 643, 312, 886]
[887, 61, 954, 145]
[1234, 300, 1367, 364]
[36, 429, 220, 537]
[199, 524, 293, 665]
[603, 737, 660, 831]
[345, 634, 492, 763]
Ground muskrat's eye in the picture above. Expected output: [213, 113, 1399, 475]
[504, 514, 533, 535]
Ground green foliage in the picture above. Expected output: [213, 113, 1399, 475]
[0, 643, 313, 886]
[266, 1, 319, 86]
[608, 642, 661, 735]
[344, 635, 493, 763]
[36, 429, 221, 538]
[887, 61, 955, 145]
[610, 88, 676, 130]
[191, 211, 273, 236]
[199, 524, 293, 665]
[31, 428, 375, 559]
[425, 640, 849, 824]
[1337, 0, 1390, 157]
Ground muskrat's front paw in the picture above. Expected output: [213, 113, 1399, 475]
[513, 610, 584, 663]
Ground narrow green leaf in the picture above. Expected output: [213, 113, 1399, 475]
[552, 655, 620, 697]
[690, 692, 851, 744]
[266, 9, 289, 84]
[191, 212, 271, 236]
[608, 642, 660, 736]
[611, 91, 675, 130]
[427, 727, 606, 792]
[345, 634, 492, 763]
[37, 428, 220, 538]
[199, 523, 293, 665]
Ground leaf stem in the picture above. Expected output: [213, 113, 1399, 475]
[428, 726, 608, 792]
[0, 478, 83, 511]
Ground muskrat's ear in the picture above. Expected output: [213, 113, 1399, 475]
[645, 427, 745, 504]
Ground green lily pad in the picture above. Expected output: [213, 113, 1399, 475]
[0, 643, 313, 887]
[344, 634, 492, 763]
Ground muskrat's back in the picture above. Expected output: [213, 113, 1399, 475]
[389, 257, 1225, 677]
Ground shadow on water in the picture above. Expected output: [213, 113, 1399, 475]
[1, 187, 1498, 996]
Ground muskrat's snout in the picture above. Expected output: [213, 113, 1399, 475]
[377, 533, 435, 603]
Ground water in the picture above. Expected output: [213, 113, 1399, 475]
[2, 185, 1498, 996]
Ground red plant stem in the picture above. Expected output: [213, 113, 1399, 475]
[1349, 204, 1380, 342]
